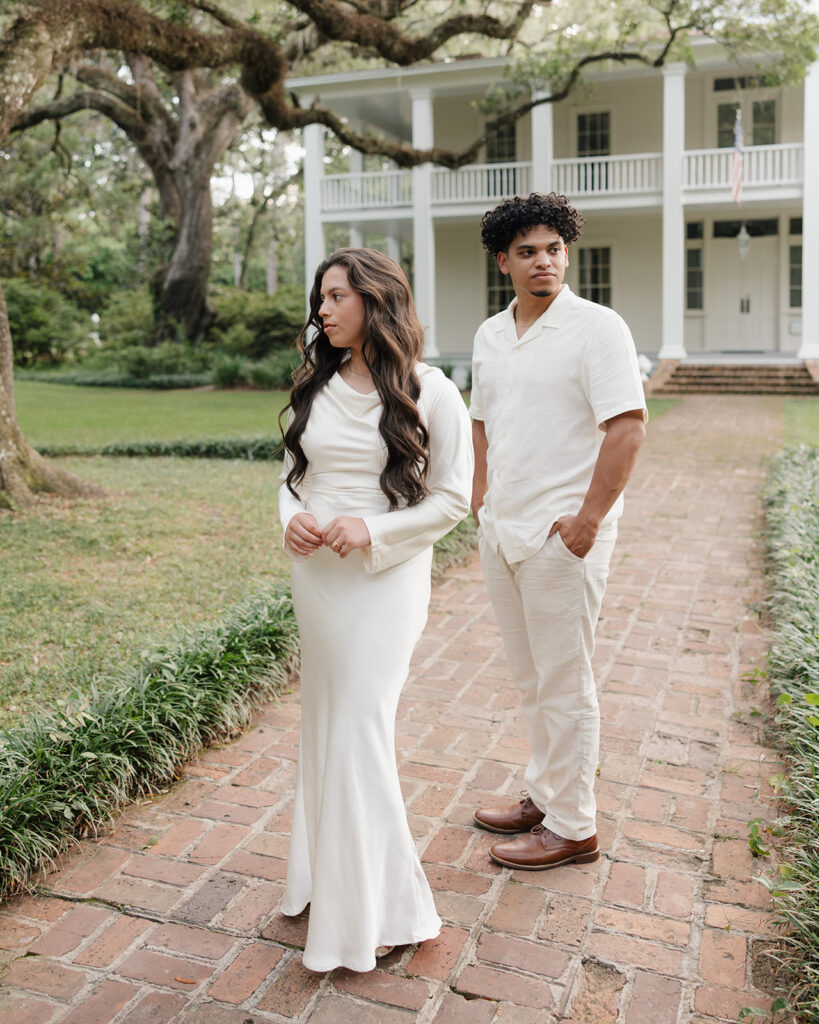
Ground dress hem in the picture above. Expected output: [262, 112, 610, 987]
[301, 922, 442, 974]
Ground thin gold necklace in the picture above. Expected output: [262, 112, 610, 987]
[346, 365, 371, 378]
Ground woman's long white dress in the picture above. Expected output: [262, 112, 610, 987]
[277, 363, 473, 973]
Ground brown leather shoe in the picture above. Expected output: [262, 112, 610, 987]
[473, 793, 544, 834]
[489, 825, 600, 870]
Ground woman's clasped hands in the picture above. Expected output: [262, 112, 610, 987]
[286, 512, 371, 559]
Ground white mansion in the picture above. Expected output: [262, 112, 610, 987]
[290, 41, 819, 373]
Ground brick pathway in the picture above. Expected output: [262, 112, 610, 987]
[0, 395, 789, 1024]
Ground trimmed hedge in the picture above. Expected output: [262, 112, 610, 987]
[37, 436, 283, 461]
[762, 445, 819, 1022]
[0, 586, 299, 900]
[16, 370, 213, 390]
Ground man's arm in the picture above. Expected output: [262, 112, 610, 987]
[472, 418, 489, 525]
[550, 408, 646, 557]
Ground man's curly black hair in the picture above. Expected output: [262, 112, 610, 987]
[480, 193, 584, 255]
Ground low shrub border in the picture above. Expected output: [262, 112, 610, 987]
[17, 370, 213, 389]
[37, 436, 284, 460]
[0, 586, 299, 901]
[760, 445, 819, 1021]
[0, 523, 477, 901]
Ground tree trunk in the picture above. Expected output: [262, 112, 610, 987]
[266, 238, 278, 296]
[152, 173, 216, 341]
[233, 218, 242, 288]
[0, 283, 104, 511]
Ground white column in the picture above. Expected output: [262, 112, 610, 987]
[387, 234, 401, 264]
[411, 88, 438, 355]
[531, 91, 553, 194]
[659, 64, 687, 360]
[798, 61, 819, 358]
[348, 148, 363, 247]
[303, 119, 326, 310]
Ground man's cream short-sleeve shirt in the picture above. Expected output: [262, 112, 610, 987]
[471, 285, 647, 564]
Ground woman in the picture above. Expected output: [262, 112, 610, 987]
[277, 248, 473, 972]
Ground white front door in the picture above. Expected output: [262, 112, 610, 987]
[705, 237, 778, 351]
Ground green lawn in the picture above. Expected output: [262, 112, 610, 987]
[645, 397, 677, 420]
[0, 457, 290, 725]
[14, 381, 289, 447]
[15, 381, 682, 449]
[784, 397, 819, 446]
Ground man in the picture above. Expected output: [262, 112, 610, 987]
[471, 192, 647, 870]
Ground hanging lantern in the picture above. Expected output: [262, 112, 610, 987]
[736, 223, 751, 260]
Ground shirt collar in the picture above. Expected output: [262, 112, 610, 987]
[497, 285, 573, 341]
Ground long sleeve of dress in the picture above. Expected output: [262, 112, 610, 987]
[278, 451, 311, 559]
[362, 373, 473, 574]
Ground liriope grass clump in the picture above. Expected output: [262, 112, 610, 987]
[762, 444, 819, 1022]
[0, 585, 299, 901]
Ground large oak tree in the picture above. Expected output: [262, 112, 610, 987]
[0, 0, 816, 510]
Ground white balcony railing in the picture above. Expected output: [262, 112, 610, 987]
[322, 170, 413, 211]
[551, 153, 663, 196]
[431, 162, 532, 203]
[684, 143, 803, 190]
[318, 144, 804, 212]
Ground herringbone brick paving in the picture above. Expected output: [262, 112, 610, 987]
[0, 395, 789, 1023]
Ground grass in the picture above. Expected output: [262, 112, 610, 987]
[14, 381, 290, 447]
[784, 398, 819, 447]
[0, 457, 290, 725]
[761, 445, 819, 1022]
[0, 584, 299, 900]
[15, 382, 680, 450]
[645, 397, 678, 419]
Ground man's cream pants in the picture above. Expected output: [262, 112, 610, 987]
[479, 525, 617, 842]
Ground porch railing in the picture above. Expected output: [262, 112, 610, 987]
[551, 153, 663, 195]
[318, 143, 804, 212]
[322, 170, 413, 211]
[684, 143, 803, 190]
[430, 162, 532, 203]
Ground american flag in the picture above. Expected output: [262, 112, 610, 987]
[731, 107, 744, 204]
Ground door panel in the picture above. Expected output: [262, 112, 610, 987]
[704, 237, 778, 351]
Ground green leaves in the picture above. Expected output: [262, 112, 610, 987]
[0, 585, 299, 900]
[747, 818, 770, 858]
[762, 446, 819, 1020]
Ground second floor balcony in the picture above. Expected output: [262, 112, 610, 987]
[319, 143, 804, 215]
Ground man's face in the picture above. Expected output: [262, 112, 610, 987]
[497, 225, 569, 299]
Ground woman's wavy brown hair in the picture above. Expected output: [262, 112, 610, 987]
[280, 248, 430, 510]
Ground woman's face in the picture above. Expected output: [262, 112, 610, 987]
[318, 265, 366, 354]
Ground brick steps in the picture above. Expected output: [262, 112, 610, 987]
[650, 362, 819, 395]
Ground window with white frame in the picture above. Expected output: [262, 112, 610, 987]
[578, 247, 612, 307]
[486, 253, 516, 316]
[486, 120, 516, 163]
[789, 245, 802, 309]
[714, 79, 777, 148]
[717, 103, 739, 149]
[686, 250, 704, 311]
[485, 120, 518, 196]
[577, 112, 610, 156]
[685, 223, 704, 311]
[752, 100, 776, 145]
[789, 218, 803, 309]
